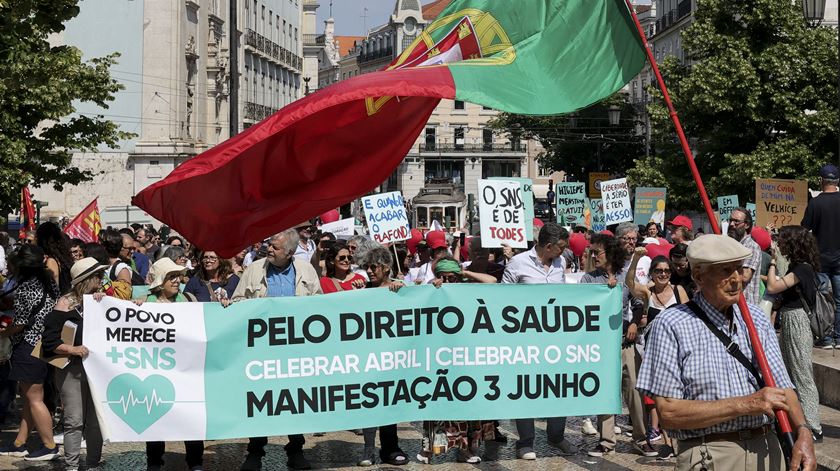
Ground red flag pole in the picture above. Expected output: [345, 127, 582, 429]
[622, 0, 796, 457]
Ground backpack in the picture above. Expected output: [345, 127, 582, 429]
[797, 271, 836, 341]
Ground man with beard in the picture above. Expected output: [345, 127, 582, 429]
[726, 207, 762, 305]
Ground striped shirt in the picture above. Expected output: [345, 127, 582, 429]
[740, 234, 762, 305]
[636, 292, 793, 440]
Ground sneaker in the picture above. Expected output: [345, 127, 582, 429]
[633, 442, 659, 457]
[814, 431, 824, 443]
[647, 428, 663, 443]
[516, 448, 537, 460]
[54, 433, 64, 445]
[287, 452, 312, 470]
[613, 426, 622, 435]
[456, 449, 482, 463]
[358, 446, 376, 466]
[586, 444, 614, 457]
[657, 444, 675, 460]
[547, 439, 578, 456]
[240, 453, 262, 471]
[581, 418, 598, 436]
[0, 442, 28, 457]
[24, 445, 59, 461]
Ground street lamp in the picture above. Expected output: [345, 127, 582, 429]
[802, 0, 826, 26]
[568, 112, 578, 128]
[608, 105, 621, 126]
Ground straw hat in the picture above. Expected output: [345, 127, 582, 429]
[148, 258, 187, 290]
[70, 257, 109, 288]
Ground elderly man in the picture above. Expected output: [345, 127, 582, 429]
[502, 222, 577, 459]
[637, 235, 816, 470]
[232, 228, 321, 471]
[727, 207, 762, 305]
[668, 215, 694, 245]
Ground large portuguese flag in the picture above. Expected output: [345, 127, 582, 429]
[133, 0, 646, 257]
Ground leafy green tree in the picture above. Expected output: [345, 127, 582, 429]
[490, 94, 645, 183]
[0, 0, 131, 214]
[628, 0, 838, 210]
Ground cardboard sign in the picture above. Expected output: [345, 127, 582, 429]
[478, 179, 528, 248]
[588, 172, 610, 198]
[601, 178, 633, 224]
[755, 179, 808, 227]
[633, 187, 667, 226]
[716, 195, 740, 222]
[555, 183, 586, 226]
[361, 192, 411, 244]
[490, 177, 535, 241]
[319, 218, 355, 239]
[586, 198, 606, 232]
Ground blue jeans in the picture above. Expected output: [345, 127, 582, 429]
[821, 259, 840, 342]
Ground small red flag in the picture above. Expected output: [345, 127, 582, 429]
[63, 198, 102, 243]
[19, 186, 36, 240]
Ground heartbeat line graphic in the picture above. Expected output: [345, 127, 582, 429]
[106, 389, 175, 415]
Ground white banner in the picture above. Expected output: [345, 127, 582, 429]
[319, 217, 355, 239]
[361, 191, 410, 244]
[478, 179, 528, 248]
[601, 178, 633, 225]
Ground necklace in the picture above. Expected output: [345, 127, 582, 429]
[652, 285, 672, 307]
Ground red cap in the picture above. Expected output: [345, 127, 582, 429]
[750, 227, 772, 251]
[569, 233, 590, 258]
[668, 215, 693, 230]
[406, 228, 424, 255]
[426, 231, 447, 250]
[600, 229, 614, 237]
[319, 209, 340, 224]
[533, 218, 545, 228]
[645, 242, 674, 259]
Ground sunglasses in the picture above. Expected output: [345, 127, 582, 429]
[652, 268, 672, 275]
[202, 256, 219, 261]
[336, 255, 352, 262]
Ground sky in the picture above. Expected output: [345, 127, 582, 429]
[316, 0, 653, 37]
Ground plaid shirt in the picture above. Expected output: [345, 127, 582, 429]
[740, 235, 763, 305]
[636, 292, 794, 440]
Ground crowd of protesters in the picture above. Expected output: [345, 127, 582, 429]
[0, 166, 836, 470]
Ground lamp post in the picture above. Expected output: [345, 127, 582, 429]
[608, 105, 622, 126]
[801, 0, 839, 166]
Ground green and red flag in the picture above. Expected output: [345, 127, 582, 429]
[133, 0, 646, 257]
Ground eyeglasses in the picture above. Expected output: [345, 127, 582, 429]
[590, 249, 605, 256]
[348, 244, 358, 251]
[652, 268, 672, 275]
[122, 246, 135, 252]
[439, 273, 460, 283]
[619, 236, 636, 243]
[202, 256, 219, 261]
[336, 255, 352, 262]
[729, 218, 747, 225]
[362, 264, 382, 271]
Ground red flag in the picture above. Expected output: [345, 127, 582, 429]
[63, 198, 102, 243]
[19, 186, 36, 240]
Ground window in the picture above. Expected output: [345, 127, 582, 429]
[425, 127, 436, 150]
[483, 129, 493, 151]
[482, 160, 520, 179]
[245, 0, 250, 29]
[454, 127, 465, 150]
[511, 132, 522, 151]
[454, 100, 465, 110]
[482, 105, 492, 111]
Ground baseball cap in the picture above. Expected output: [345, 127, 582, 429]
[426, 231, 447, 250]
[820, 164, 839, 179]
[668, 215, 693, 230]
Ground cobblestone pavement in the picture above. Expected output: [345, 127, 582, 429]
[0, 416, 677, 470]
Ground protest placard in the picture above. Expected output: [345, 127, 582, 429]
[490, 177, 535, 241]
[755, 179, 808, 227]
[745, 203, 756, 224]
[588, 172, 610, 198]
[478, 179, 528, 248]
[716, 195, 740, 222]
[319, 218, 355, 239]
[361, 192, 410, 244]
[633, 187, 667, 226]
[556, 183, 586, 226]
[601, 178, 633, 224]
[586, 198, 606, 232]
[83, 286, 622, 441]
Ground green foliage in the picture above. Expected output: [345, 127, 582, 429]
[0, 0, 132, 214]
[489, 94, 645, 182]
[628, 0, 839, 209]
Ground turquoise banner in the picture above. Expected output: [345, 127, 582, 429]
[204, 284, 621, 439]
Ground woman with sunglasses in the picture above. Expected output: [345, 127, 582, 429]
[41, 258, 108, 470]
[184, 251, 240, 303]
[319, 242, 367, 294]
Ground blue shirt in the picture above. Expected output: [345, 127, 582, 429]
[636, 292, 794, 439]
[266, 262, 296, 298]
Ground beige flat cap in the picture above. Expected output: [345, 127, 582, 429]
[687, 234, 752, 266]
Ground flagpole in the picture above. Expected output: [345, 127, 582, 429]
[621, 0, 796, 458]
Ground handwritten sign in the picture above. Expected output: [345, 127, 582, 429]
[586, 198, 606, 232]
[716, 195, 740, 222]
[755, 179, 808, 227]
[588, 172, 610, 198]
[601, 178, 633, 224]
[745, 203, 756, 223]
[556, 183, 586, 226]
[491, 177, 535, 241]
[361, 192, 410, 244]
[633, 187, 667, 226]
[478, 179, 528, 248]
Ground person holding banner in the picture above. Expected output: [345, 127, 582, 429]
[319, 242, 366, 294]
[501, 222, 577, 459]
[41, 257, 108, 471]
[183, 251, 240, 303]
[232, 228, 321, 471]
[636, 235, 816, 471]
[135, 258, 204, 470]
[357, 246, 408, 466]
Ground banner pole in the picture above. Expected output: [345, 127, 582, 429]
[622, 0, 796, 457]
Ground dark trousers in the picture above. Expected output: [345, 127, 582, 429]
[0, 362, 16, 422]
[247, 434, 305, 457]
[146, 440, 204, 468]
[378, 424, 401, 460]
[515, 417, 567, 450]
